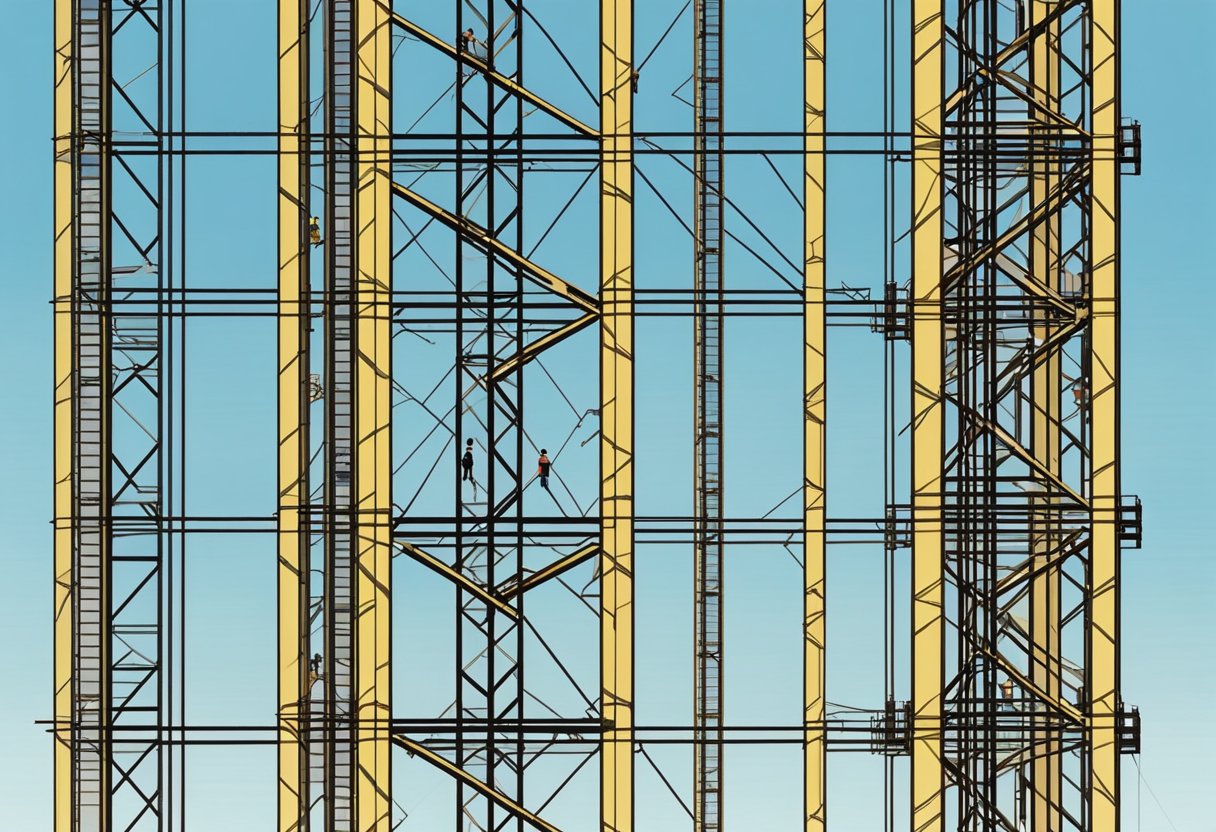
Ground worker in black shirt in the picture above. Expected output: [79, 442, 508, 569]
[461, 438, 474, 482]
[537, 449, 551, 490]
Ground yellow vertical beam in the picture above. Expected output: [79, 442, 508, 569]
[803, 0, 827, 830]
[53, 1, 73, 828]
[355, 0, 392, 828]
[278, 0, 307, 828]
[911, 1, 944, 831]
[600, 1, 633, 830]
[1030, 4, 1062, 829]
[1088, 0, 1120, 827]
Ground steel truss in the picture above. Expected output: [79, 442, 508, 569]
[51, 1, 1138, 830]
[911, 1, 1133, 830]
[55, 0, 168, 828]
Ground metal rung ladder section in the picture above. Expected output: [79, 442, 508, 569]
[75, 1, 107, 828]
[325, 0, 356, 828]
[694, 0, 725, 829]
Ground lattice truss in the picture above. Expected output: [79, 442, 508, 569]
[54, 1, 170, 829]
[907, 1, 1139, 830]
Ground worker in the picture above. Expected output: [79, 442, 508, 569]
[630, 68, 640, 94]
[459, 27, 476, 54]
[461, 438, 474, 483]
[309, 652, 322, 686]
[1062, 373, 1088, 420]
[308, 216, 322, 246]
[999, 678, 1017, 713]
[537, 449, 551, 490]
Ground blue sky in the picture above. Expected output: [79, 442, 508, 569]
[1, 1, 1212, 829]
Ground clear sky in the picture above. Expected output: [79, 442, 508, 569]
[1, 1, 1212, 830]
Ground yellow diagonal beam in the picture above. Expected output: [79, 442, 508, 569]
[391, 182, 600, 316]
[388, 12, 597, 138]
[996, 531, 1085, 597]
[985, 418, 1087, 508]
[993, 309, 1087, 403]
[942, 164, 1087, 308]
[398, 541, 519, 619]
[393, 738, 562, 832]
[490, 313, 598, 383]
[497, 543, 600, 600]
[944, 0, 1085, 117]
[978, 644, 1083, 724]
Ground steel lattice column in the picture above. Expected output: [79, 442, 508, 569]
[1029, 2, 1063, 827]
[453, 3, 528, 828]
[278, 0, 311, 827]
[910, 1, 945, 831]
[601, 1, 634, 829]
[803, 1, 827, 830]
[55, 1, 167, 828]
[1087, 0, 1121, 826]
[281, 1, 392, 829]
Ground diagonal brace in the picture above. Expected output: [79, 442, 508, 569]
[497, 543, 600, 599]
[943, 164, 1088, 307]
[490, 313, 598, 382]
[398, 541, 519, 619]
[392, 182, 600, 315]
[393, 736, 563, 832]
[389, 12, 598, 138]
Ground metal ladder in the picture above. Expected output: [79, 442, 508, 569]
[75, 1, 107, 827]
[325, 0, 356, 827]
[694, 0, 725, 828]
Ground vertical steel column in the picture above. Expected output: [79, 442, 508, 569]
[802, 1, 827, 830]
[53, 0, 77, 827]
[1030, 3, 1062, 828]
[692, 0, 724, 827]
[601, 0, 634, 829]
[354, 0, 393, 827]
[452, 5, 528, 828]
[910, 1, 944, 831]
[278, 0, 310, 827]
[1087, 0, 1120, 827]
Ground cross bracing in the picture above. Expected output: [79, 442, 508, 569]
[50, 0, 1141, 829]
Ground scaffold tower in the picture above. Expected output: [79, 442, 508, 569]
[50, 0, 1142, 829]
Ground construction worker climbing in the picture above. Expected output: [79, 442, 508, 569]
[459, 27, 476, 55]
[461, 438, 474, 483]
[630, 68, 640, 94]
[309, 217, 322, 246]
[537, 449, 551, 490]
[309, 652, 322, 686]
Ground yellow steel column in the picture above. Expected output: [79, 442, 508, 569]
[278, 0, 308, 828]
[803, 0, 827, 829]
[355, 0, 393, 829]
[1030, 4, 1062, 828]
[911, 1, 944, 831]
[1088, 0, 1120, 827]
[53, 1, 73, 828]
[601, 1, 634, 829]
